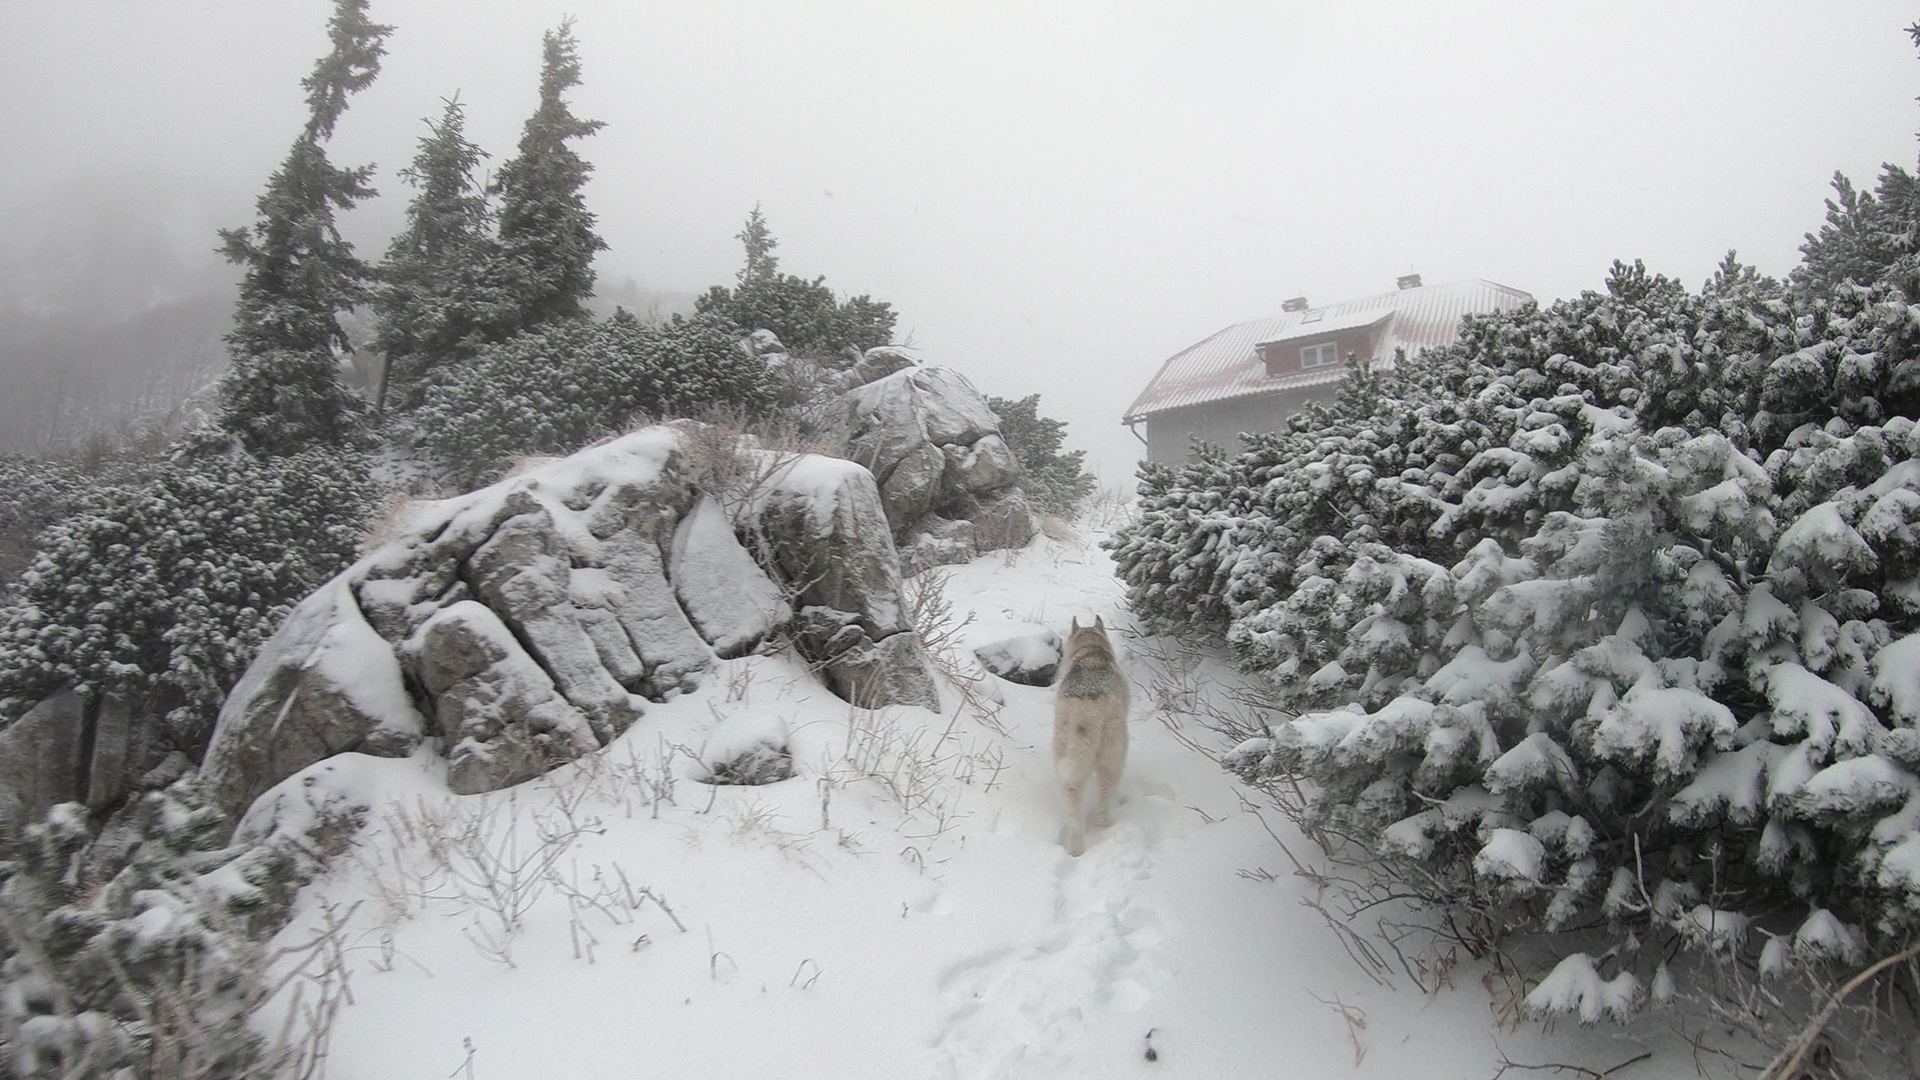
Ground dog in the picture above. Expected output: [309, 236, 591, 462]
[1053, 616, 1129, 857]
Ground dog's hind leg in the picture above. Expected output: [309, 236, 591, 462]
[1062, 784, 1086, 856]
[1056, 753, 1090, 857]
[1092, 723, 1128, 828]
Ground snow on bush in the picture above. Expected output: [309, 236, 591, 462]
[1523, 952, 1642, 1024]
[410, 310, 780, 488]
[1111, 254, 1920, 1013]
[0, 447, 375, 747]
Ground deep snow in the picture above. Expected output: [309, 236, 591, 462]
[258, 530, 1695, 1080]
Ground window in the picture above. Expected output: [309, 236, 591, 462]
[1301, 342, 1339, 369]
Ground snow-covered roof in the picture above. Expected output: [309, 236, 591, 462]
[1122, 278, 1534, 422]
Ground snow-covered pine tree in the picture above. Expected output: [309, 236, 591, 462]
[694, 206, 897, 366]
[492, 18, 608, 332]
[373, 96, 513, 411]
[986, 394, 1097, 517]
[0, 449, 374, 746]
[215, 0, 391, 456]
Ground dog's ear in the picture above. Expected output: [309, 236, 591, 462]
[1070, 616, 1080, 632]
[1094, 616, 1105, 631]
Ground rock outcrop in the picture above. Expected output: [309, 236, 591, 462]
[0, 689, 172, 837]
[202, 427, 938, 818]
[741, 453, 941, 710]
[842, 351, 1037, 566]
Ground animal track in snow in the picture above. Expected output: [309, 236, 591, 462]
[929, 817, 1168, 1079]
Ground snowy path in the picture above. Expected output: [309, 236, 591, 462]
[260, 534, 1689, 1080]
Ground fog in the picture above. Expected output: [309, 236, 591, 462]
[4, 1, 1917, 476]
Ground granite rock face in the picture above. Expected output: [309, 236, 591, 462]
[203, 428, 937, 818]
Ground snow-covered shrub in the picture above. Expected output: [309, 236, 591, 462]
[1114, 247, 1920, 1014]
[694, 206, 896, 368]
[0, 457, 92, 599]
[0, 776, 352, 1079]
[0, 447, 374, 747]
[410, 310, 780, 488]
[987, 394, 1097, 517]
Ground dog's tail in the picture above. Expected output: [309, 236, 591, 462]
[1056, 749, 1090, 788]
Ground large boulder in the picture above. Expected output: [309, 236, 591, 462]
[744, 453, 940, 710]
[843, 358, 1037, 559]
[203, 428, 938, 819]
[201, 579, 427, 814]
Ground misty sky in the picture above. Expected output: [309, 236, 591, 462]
[4, 1, 1918, 480]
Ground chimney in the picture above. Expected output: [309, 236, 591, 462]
[1281, 296, 1309, 312]
[1396, 274, 1423, 291]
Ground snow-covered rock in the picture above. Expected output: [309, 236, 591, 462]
[972, 628, 1064, 686]
[203, 428, 938, 818]
[742, 452, 940, 710]
[843, 360, 1035, 557]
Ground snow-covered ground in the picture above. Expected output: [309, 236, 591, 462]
[261, 530, 1685, 1079]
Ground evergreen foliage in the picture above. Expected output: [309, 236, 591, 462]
[215, 0, 392, 456]
[411, 311, 780, 489]
[0, 449, 375, 749]
[492, 19, 608, 331]
[1109, 32, 1920, 1004]
[0, 457, 92, 599]
[373, 97, 514, 410]
[695, 206, 897, 365]
[0, 779, 342, 1078]
[1110, 240, 1920, 994]
[987, 394, 1097, 516]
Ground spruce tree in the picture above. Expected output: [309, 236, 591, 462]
[737, 204, 779, 283]
[694, 205, 898, 364]
[494, 19, 608, 331]
[215, 0, 391, 455]
[373, 96, 509, 410]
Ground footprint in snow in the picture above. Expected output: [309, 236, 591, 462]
[930, 818, 1166, 1079]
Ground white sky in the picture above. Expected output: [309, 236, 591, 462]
[4, 1, 1918, 481]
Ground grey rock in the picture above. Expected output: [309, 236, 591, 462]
[902, 533, 977, 574]
[747, 454, 913, 641]
[468, 508, 643, 743]
[912, 367, 1003, 447]
[203, 426, 939, 820]
[669, 495, 789, 659]
[0, 690, 87, 835]
[944, 434, 1022, 498]
[879, 444, 946, 525]
[702, 741, 795, 786]
[847, 345, 919, 387]
[203, 579, 428, 818]
[411, 601, 601, 795]
[973, 628, 1064, 686]
[841, 364, 1033, 552]
[84, 693, 141, 812]
[793, 606, 940, 710]
[901, 515, 979, 572]
[967, 488, 1038, 552]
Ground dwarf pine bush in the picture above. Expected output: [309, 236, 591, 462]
[1109, 246, 1920, 1017]
[0, 447, 374, 749]
[409, 310, 781, 489]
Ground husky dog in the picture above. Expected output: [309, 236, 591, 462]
[1053, 616, 1129, 856]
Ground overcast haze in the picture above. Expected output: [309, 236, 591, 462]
[4, 1, 1918, 479]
